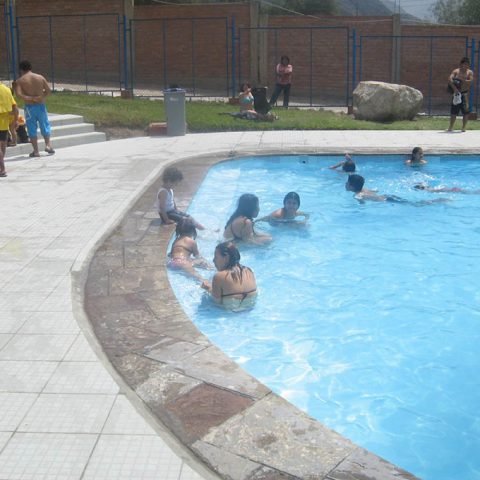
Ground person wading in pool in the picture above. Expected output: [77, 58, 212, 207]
[405, 147, 427, 166]
[329, 153, 356, 173]
[167, 218, 211, 282]
[224, 193, 272, 244]
[201, 241, 257, 311]
[256, 191, 309, 225]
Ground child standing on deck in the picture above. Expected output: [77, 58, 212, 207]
[155, 166, 205, 229]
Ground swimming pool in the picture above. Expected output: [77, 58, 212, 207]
[168, 154, 480, 480]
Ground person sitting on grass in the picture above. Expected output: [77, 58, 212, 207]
[329, 153, 356, 173]
[224, 83, 277, 122]
[155, 166, 205, 229]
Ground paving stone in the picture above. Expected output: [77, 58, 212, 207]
[109, 353, 165, 389]
[192, 440, 267, 480]
[202, 394, 356, 479]
[170, 345, 270, 399]
[124, 244, 166, 268]
[162, 383, 254, 444]
[135, 364, 201, 406]
[85, 293, 149, 318]
[94, 323, 163, 356]
[89, 248, 125, 271]
[109, 267, 169, 295]
[326, 447, 418, 480]
[143, 336, 207, 364]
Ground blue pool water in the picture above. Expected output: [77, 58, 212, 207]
[168, 155, 480, 480]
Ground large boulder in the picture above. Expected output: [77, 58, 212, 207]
[353, 81, 423, 122]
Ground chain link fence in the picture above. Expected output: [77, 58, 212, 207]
[1, 9, 479, 115]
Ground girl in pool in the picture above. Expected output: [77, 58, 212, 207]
[201, 241, 257, 311]
[167, 218, 210, 281]
[405, 147, 427, 165]
[329, 153, 356, 173]
[224, 193, 272, 244]
[256, 191, 309, 225]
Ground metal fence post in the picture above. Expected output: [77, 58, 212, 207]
[231, 16, 236, 96]
[48, 16, 55, 90]
[470, 38, 477, 113]
[122, 15, 129, 91]
[427, 36, 433, 115]
[349, 28, 356, 108]
[7, 0, 17, 80]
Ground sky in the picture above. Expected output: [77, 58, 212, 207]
[395, 0, 438, 20]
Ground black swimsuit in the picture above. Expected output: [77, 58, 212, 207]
[221, 289, 257, 302]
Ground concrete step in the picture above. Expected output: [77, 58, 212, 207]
[51, 122, 95, 136]
[5, 131, 107, 158]
[6, 112, 107, 159]
[48, 113, 87, 127]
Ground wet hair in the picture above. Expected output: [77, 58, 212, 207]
[414, 184, 426, 190]
[19, 60, 32, 72]
[283, 191, 300, 207]
[174, 217, 197, 240]
[162, 166, 183, 184]
[460, 57, 470, 65]
[412, 146, 423, 156]
[280, 55, 290, 64]
[240, 82, 251, 93]
[346, 174, 365, 193]
[342, 159, 356, 172]
[216, 241, 250, 282]
[216, 241, 240, 269]
[225, 193, 259, 228]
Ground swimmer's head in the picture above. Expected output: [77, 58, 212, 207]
[414, 184, 426, 190]
[283, 191, 300, 208]
[214, 241, 241, 270]
[237, 193, 260, 219]
[345, 174, 365, 193]
[411, 147, 424, 161]
[175, 217, 197, 239]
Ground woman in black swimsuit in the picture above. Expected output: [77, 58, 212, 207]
[223, 193, 271, 245]
[201, 241, 257, 311]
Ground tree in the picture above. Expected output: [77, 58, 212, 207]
[460, 0, 480, 24]
[432, 0, 480, 24]
[281, 0, 337, 15]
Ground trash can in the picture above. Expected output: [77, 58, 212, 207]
[164, 88, 186, 136]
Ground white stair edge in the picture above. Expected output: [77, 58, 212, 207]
[5, 131, 107, 159]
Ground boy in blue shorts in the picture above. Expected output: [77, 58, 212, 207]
[14, 60, 55, 157]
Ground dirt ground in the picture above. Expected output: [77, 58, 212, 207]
[101, 127, 147, 140]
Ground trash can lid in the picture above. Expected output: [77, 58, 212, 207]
[164, 86, 185, 92]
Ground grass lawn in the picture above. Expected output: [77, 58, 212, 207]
[45, 92, 478, 133]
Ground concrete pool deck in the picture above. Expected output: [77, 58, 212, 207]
[1, 129, 479, 479]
